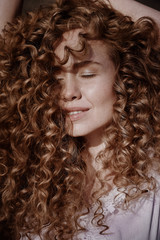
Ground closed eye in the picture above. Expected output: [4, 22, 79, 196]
[81, 73, 96, 78]
[54, 76, 64, 81]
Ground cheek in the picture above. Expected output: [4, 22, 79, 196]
[86, 83, 115, 107]
[102, 88, 115, 105]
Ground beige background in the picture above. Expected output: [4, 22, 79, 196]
[22, 0, 160, 12]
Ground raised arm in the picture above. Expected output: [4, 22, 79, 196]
[0, 0, 23, 33]
[109, 0, 160, 26]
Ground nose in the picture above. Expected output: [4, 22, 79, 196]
[61, 74, 82, 101]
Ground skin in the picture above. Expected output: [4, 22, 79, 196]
[109, 0, 160, 27]
[54, 29, 116, 155]
[0, 0, 23, 33]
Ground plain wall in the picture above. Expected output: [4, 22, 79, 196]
[22, 0, 160, 12]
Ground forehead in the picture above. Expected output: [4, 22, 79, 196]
[54, 29, 111, 67]
[54, 29, 84, 59]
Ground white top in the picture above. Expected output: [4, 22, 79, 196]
[21, 176, 160, 240]
[76, 185, 160, 240]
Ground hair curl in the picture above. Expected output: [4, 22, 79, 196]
[0, 0, 160, 239]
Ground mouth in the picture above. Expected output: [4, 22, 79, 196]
[65, 109, 89, 121]
[68, 111, 84, 116]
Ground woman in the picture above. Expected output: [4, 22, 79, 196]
[0, 0, 160, 239]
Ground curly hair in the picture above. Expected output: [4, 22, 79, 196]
[0, 0, 160, 239]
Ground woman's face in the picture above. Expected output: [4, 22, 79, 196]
[54, 29, 115, 142]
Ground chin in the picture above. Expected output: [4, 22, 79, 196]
[67, 127, 89, 137]
[68, 131, 86, 137]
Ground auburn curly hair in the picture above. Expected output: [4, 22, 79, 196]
[0, 0, 160, 239]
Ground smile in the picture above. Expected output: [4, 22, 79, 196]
[68, 111, 83, 115]
[66, 109, 89, 121]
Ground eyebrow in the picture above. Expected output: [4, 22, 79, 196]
[54, 60, 102, 73]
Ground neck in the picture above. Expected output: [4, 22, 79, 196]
[84, 129, 105, 167]
[82, 132, 113, 202]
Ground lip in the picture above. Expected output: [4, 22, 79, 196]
[64, 107, 90, 121]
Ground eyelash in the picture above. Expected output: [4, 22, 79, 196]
[55, 77, 64, 81]
[55, 73, 96, 81]
[81, 73, 96, 78]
